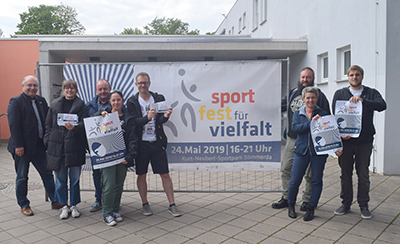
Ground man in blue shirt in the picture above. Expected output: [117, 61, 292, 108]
[86, 79, 112, 212]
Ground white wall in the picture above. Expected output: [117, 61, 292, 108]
[383, 0, 400, 175]
[217, 0, 395, 174]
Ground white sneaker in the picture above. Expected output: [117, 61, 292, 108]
[60, 205, 70, 219]
[103, 215, 117, 226]
[71, 206, 80, 218]
[112, 213, 123, 222]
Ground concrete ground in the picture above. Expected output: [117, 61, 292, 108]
[0, 142, 399, 244]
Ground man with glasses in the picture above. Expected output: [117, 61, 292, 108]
[86, 78, 112, 212]
[7, 75, 60, 216]
[127, 72, 183, 217]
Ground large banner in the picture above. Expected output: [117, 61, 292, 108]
[64, 61, 282, 171]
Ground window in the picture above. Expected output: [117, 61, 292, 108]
[232, 26, 234, 35]
[336, 45, 351, 81]
[239, 17, 242, 31]
[260, 0, 267, 24]
[323, 57, 329, 79]
[344, 50, 351, 75]
[253, 0, 259, 30]
[243, 12, 246, 29]
[318, 52, 329, 82]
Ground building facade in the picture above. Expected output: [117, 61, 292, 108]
[216, 0, 400, 174]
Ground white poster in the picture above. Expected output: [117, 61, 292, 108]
[83, 112, 126, 169]
[310, 115, 343, 155]
[131, 61, 282, 171]
[335, 100, 362, 138]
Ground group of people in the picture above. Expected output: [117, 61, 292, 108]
[7, 72, 182, 226]
[272, 65, 386, 221]
[7, 64, 386, 225]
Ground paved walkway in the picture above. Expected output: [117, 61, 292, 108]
[0, 142, 399, 244]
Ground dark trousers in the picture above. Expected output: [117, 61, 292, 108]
[338, 142, 373, 208]
[93, 169, 102, 204]
[13, 141, 57, 208]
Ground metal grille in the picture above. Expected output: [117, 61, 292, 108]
[80, 156, 282, 193]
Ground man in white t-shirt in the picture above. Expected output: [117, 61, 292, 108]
[332, 65, 386, 219]
[127, 72, 182, 217]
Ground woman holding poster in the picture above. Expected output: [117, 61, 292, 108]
[96, 90, 138, 226]
[44, 79, 88, 220]
[287, 87, 329, 221]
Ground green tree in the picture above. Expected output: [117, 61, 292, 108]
[15, 3, 85, 35]
[119, 27, 144, 35]
[120, 17, 199, 35]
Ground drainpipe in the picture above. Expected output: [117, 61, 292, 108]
[372, 0, 379, 173]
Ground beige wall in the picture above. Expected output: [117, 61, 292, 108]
[0, 40, 39, 140]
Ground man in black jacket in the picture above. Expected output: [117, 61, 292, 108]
[332, 65, 386, 219]
[127, 72, 182, 217]
[272, 67, 330, 211]
[7, 75, 60, 216]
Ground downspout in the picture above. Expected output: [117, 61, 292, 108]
[372, 0, 380, 173]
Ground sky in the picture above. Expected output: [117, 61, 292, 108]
[0, 0, 235, 37]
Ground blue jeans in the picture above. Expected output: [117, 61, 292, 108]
[280, 136, 312, 201]
[288, 151, 328, 208]
[13, 142, 57, 208]
[55, 158, 81, 206]
[93, 169, 102, 204]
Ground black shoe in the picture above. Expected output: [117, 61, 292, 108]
[360, 207, 372, 219]
[288, 203, 297, 219]
[334, 205, 350, 215]
[271, 197, 288, 209]
[303, 205, 315, 221]
[300, 202, 309, 211]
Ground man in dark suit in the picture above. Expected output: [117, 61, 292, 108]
[7, 75, 60, 216]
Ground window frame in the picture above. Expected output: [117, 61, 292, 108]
[336, 45, 351, 82]
[253, 0, 259, 31]
[317, 52, 329, 83]
[260, 0, 267, 25]
[243, 12, 246, 30]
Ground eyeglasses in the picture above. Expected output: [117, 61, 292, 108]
[137, 81, 149, 86]
[25, 84, 38, 88]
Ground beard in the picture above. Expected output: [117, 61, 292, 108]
[350, 81, 362, 88]
[297, 79, 314, 91]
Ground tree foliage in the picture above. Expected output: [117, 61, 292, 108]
[120, 17, 199, 35]
[15, 3, 85, 35]
[119, 27, 144, 35]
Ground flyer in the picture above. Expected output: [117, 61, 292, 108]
[83, 112, 126, 169]
[310, 115, 343, 155]
[335, 100, 362, 137]
[151, 101, 171, 113]
[57, 113, 78, 126]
